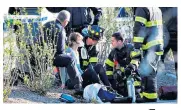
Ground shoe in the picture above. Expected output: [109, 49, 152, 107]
[74, 83, 83, 96]
[136, 98, 157, 103]
[112, 97, 133, 103]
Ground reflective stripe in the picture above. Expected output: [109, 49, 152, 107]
[142, 39, 163, 50]
[65, 45, 68, 50]
[106, 71, 113, 75]
[155, 51, 163, 55]
[133, 37, 144, 43]
[135, 16, 162, 27]
[146, 20, 162, 27]
[120, 67, 125, 72]
[130, 51, 141, 58]
[105, 59, 114, 67]
[89, 57, 98, 63]
[134, 81, 141, 86]
[140, 93, 143, 98]
[135, 16, 147, 25]
[142, 92, 158, 99]
[83, 60, 89, 66]
[130, 60, 139, 67]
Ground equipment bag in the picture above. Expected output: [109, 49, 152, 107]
[158, 86, 177, 100]
[59, 93, 75, 103]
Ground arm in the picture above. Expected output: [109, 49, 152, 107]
[87, 45, 98, 67]
[56, 25, 66, 54]
[105, 50, 115, 78]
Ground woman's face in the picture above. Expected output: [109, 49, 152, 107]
[76, 35, 84, 47]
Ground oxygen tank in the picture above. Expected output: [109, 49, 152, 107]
[127, 75, 136, 103]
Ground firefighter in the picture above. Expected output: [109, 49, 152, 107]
[105, 32, 142, 97]
[131, 7, 164, 102]
[80, 25, 104, 70]
[79, 25, 111, 88]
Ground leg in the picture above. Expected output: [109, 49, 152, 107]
[82, 67, 100, 88]
[53, 54, 80, 85]
[93, 63, 111, 86]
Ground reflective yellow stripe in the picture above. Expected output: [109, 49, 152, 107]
[142, 92, 158, 99]
[105, 59, 114, 67]
[89, 57, 98, 63]
[83, 60, 89, 66]
[133, 37, 144, 43]
[120, 67, 125, 72]
[140, 93, 143, 98]
[134, 81, 141, 86]
[130, 60, 139, 67]
[146, 20, 162, 27]
[155, 51, 163, 55]
[130, 51, 141, 58]
[135, 16, 147, 25]
[142, 39, 163, 50]
[106, 71, 113, 75]
[65, 45, 68, 50]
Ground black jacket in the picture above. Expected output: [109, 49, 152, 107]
[79, 37, 99, 70]
[43, 20, 66, 55]
[105, 44, 134, 77]
[66, 7, 102, 28]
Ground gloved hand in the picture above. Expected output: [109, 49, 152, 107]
[113, 69, 126, 80]
[125, 64, 136, 77]
[127, 64, 136, 72]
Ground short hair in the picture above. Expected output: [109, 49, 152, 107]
[69, 32, 83, 47]
[112, 32, 124, 42]
[57, 10, 70, 23]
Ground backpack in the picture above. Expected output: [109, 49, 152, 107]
[158, 86, 177, 100]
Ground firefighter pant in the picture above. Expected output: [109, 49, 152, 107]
[82, 63, 111, 88]
[139, 51, 161, 102]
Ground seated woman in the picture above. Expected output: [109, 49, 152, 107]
[60, 32, 84, 89]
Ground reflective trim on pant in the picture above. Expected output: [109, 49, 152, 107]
[142, 92, 158, 99]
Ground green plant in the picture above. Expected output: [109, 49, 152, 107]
[3, 7, 55, 96]
[3, 23, 19, 101]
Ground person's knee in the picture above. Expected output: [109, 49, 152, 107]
[66, 56, 75, 65]
[95, 63, 104, 68]
[94, 63, 105, 73]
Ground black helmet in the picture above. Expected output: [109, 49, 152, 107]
[82, 25, 105, 41]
